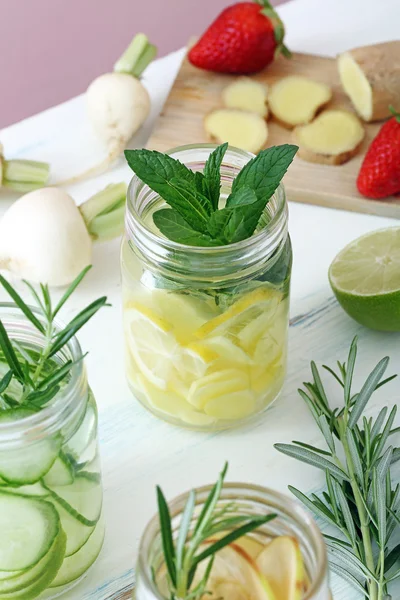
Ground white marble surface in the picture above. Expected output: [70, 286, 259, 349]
[0, 0, 399, 598]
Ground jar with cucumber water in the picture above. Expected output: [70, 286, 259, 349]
[0, 274, 106, 599]
[122, 143, 296, 430]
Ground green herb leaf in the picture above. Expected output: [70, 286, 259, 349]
[125, 149, 212, 231]
[52, 265, 92, 319]
[275, 443, 350, 481]
[207, 188, 267, 244]
[203, 142, 228, 210]
[168, 178, 213, 229]
[157, 485, 177, 587]
[348, 357, 389, 428]
[230, 144, 298, 204]
[153, 209, 220, 246]
[0, 370, 13, 395]
[49, 297, 108, 358]
[0, 275, 45, 334]
[0, 321, 24, 382]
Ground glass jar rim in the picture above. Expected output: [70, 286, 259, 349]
[126, 143, 287, 254]
[137, 482, 328, 600]
[0, 302, 86, 445]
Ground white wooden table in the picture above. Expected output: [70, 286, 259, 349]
[1, 0, 400, 598]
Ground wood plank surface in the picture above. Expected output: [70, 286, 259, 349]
[147, 49, 400, 219]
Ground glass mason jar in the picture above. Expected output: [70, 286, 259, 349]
[135, 483, 330, 600]
[0, 304, 104, 599]
[121, 144, 292, 430]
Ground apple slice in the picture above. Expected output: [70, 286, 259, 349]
[192, 544, 276, 600]
[256, 536, 307, 600]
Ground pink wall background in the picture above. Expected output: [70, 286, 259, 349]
[1, 0, 285, 128]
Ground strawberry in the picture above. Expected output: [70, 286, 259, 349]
[188, 0, 290, 74]
[357, 108, 400, 199]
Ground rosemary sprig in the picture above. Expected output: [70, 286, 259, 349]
[0, 267, 107, 410]
[275, 337, 399, 600]
[156, 463, 276, 600]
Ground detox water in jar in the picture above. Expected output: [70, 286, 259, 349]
[134, 483, 330, 600]
[0, 305, 104, 599]
[121, 144, 292, 430]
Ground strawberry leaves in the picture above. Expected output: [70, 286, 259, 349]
[125, 144, 298, 247]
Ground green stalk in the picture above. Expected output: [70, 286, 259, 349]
[114, 33, 157, 78]
[79, 182, 127, 241]
[1, 158, 50, 192]
[339, 416, 378, 600]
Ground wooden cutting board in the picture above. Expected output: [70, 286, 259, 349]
[147, 48, 400, 219]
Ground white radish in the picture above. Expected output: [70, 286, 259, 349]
[0, 182, 127, 287]
[59, 34, 155, 185]
[0, 142, 50, 192]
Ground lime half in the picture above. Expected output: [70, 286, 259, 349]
[329, 227, 400, 331]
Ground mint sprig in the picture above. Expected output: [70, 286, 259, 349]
[125, 143, 298, 247]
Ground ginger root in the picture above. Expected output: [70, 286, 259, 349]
[338, 42, 400, 122]
[204, 109, 268, 154]
[293, 109, 365, 165]
[222, 77, 269, 118]
[268, 75, 332, 128]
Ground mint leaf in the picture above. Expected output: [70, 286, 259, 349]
[207, 187, 265, 244]
[124, 149, 196, 197]
[167, 178, 213, 232]
[194, 171, 206, 195]
[203, 142, 228, 210]
[229, 144, 298, 205]
[153, 209, 219, 246]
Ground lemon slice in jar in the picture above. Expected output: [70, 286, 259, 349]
[124, 303, 181, 390]
[195, 287, 281, 340]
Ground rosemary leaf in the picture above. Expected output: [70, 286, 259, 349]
[274, 443, 349, 481]
[52, 265, 92, 319]
[348, 357, 389, 428]
[0, 321, 24, 382]
[0, 275, 45, 334]
[157, 485, 177, 587]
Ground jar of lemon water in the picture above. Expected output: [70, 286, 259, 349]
[121, 144, 292, 430]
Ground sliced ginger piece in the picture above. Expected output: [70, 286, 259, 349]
[268, 75, 332, 128]
[338, 42, 400, 122]
[293, 109, 365, 165]
[222, 77, 269, 118]
[204, 109, 268, 154]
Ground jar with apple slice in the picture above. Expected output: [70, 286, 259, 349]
[122, 144, 292, 430]
[135, 482, 331, 600]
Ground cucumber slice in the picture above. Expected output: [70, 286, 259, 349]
[0, 409, 61, 485]
[0, 492, 60, 571]
[0, 483, 48, 497]
[51, 498, 95, 557]
[50, 517, 104, 588]
[44, 474, 102, 527]
[0, 530, 65, 594]
[0, 530, 66, 599]
[43, 454, 74, 487]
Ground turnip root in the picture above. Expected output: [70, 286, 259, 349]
[0, 143, 49, 192]
[59, 34, 156, 185]
[0, 182, 127, 286]
[293, 109, 365, 165]
[268, 76, 332, 128]
[222, 77, 269, 118]
[338, 42, 400, 122]
[204, 109, 268, 153]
